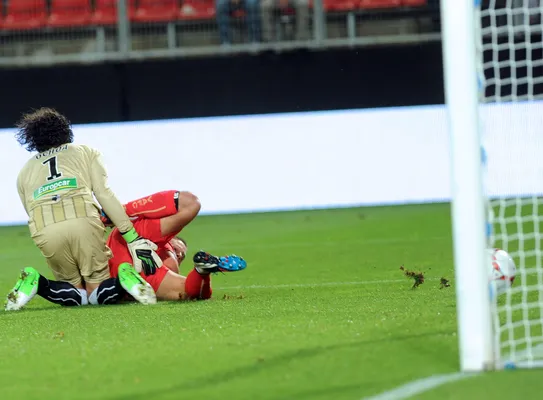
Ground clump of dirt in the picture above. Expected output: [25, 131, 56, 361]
[440, 278, 451, 289]
[400, 265, 425, 289]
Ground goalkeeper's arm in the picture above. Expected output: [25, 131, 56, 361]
[89, 149, 161, 274]
[89, 151, 135, 233]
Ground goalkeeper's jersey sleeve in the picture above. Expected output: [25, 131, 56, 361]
[17, 143, 133, 237]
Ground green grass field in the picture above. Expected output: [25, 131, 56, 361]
[0, 203, 541, 400]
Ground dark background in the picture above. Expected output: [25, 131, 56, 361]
[0, 42, 444, 128]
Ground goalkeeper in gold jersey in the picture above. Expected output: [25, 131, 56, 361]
[5, 108, 161, 311]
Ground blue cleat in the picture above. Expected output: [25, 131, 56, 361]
[193, 251, 247, 274]
[219, 255, 247, 272]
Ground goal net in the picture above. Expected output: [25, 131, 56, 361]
[477, 0, 543, 368]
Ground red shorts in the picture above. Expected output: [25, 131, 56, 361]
[107, 218, 177, 292]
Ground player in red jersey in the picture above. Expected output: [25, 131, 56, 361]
[104, 190, 246, 301]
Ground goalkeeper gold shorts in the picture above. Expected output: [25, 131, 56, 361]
[32, 217, 112, 287]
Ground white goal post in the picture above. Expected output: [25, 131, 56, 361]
[441, 0, 494, 372]
[443, 0, 543, 371]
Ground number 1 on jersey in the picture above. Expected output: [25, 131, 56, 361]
[43, 156, 62, 181]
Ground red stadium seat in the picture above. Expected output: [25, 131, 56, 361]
[91, 0, 135, 25]
[3, 0, 48, 30]
[323, 0, 356, 12]
[401, 0, 426, 6]
[48, 0, 92, 27]
[133, 0, 178, 23]
[91, 0, 117, 24]
[359, 0, 401, 8]
[178, 0, 214, 20]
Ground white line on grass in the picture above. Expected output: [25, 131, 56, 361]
[212, 236, 449, 251]
[216, 278, 440, 291]
[362, 372, 479, 400]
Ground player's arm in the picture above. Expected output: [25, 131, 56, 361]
[88, 151, 133, 234]
[88, 149, 161, 274]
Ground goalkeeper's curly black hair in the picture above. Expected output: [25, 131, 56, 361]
[15, 108, 74, 153]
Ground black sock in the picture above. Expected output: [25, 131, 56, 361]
[91, 278, 125, 305]
[37, 275, 84, 307]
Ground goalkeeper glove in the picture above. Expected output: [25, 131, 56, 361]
[121, 228, 162, 275]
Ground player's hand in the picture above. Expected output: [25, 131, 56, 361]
[122, 228, 162, 275]
[128, 239, 161, 275]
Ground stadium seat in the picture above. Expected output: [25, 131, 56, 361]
[359, 0, 401, 8]
[3, 0, 48, 30]
[48, 0, 92, 27]
[323, 0, 356, 12]
[91, 0, 117, 24]
[178, 0, 214, 20]
[401, 0, 426, 6]
[132, 0, 178, 23]
[92, 0, 135, 25]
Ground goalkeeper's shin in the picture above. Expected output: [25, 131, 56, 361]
[91, 263, 157, 305]
[88, 278, 124, 305]
[37, 275, 88, 306]
[5, 267, 87, 311]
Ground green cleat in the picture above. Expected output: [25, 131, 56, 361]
[117, 263, 157, 305]
[5, 267, 40, 311]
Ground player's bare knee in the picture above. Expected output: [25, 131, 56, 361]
[177, 191, 201, 219]
[160, 191, 201, 237]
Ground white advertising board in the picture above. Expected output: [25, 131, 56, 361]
[0, 102, 541, 226]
